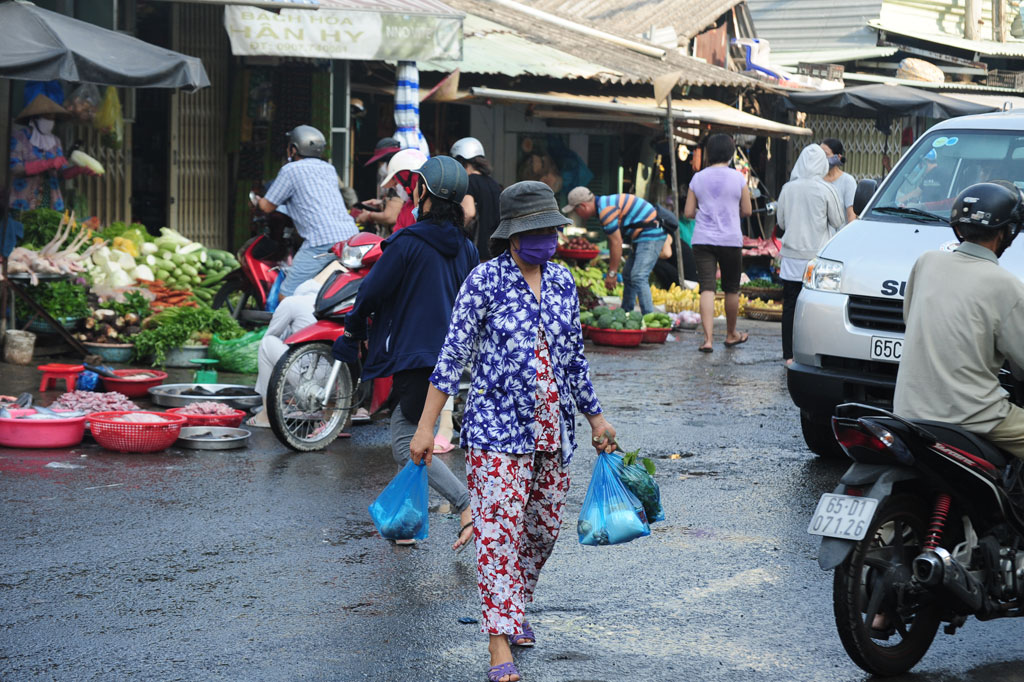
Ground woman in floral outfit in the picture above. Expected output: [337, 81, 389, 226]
[410, 181, 617, 682]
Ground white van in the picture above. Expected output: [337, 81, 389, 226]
[787, 110, 1024, 456]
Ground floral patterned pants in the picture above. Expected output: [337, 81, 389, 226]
[467, 447, 570, 635]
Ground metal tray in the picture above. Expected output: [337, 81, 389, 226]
[148, 383, 261, 409]
[176, 426, 250, 450]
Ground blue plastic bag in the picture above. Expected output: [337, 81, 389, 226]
[578, 452, 651, 546]
[369, 461, 429, 541]
[266, 270, 285, 312]
[611, 453, 665, 524]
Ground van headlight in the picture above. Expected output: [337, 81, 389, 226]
[803, 258, 843, 292]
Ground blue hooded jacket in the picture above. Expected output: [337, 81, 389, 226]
[344, 220, 479, 380]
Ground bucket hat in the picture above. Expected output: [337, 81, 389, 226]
[492, 181, 571, 240]
[15, 94, 69, 123]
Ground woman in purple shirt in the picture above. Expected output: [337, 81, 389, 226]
[683, 134, 752, 352]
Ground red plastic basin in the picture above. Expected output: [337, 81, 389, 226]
[166, 407, 247, 428]
[589, 327, 644, 347]
[101, 369, 169, 398]
[642, 327, 671, 343]
[0, 408, 87, 449]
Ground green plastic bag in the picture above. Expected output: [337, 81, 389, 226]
[208, 326, 266, 374]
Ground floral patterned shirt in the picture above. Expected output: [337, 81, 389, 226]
[430, 251, 602, 464]
[8, 127, 68, 212]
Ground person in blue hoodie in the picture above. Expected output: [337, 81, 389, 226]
[334, 155, 479, 549]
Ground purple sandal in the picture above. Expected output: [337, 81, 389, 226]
[487, 661, 521, 681]
[508, 620, 535, 647]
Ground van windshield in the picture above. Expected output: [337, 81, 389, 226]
[869, 130, 1024, 223]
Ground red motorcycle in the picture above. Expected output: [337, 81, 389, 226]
[213, 206, 301, 325]
[266, 231, 393, 451]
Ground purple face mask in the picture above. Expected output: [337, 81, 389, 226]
[514, 233, 558, 264]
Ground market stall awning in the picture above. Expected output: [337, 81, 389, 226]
[222, 0, 464, 61]
[785, 83, 999, 119]
[470, 88, 813, 138]
[0, 0, 209, 90]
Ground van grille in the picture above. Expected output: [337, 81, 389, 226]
[848, 296, 905, 333]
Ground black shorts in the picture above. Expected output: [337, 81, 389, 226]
[692, 244, 743, 294]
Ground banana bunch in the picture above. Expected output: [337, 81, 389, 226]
[651, 284, 750, 316]
[571, 265, 623, 299]
[745, 297, 782, 312]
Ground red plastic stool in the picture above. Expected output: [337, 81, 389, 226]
[37, 363, 84, 392]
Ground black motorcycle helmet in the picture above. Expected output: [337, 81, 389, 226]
[949, 181, 1024, 245]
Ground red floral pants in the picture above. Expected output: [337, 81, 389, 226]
[466, 330, 568, 635]
[467, 447, 569, 635]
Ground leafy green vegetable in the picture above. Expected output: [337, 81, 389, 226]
[17, 208, 63, 248]
[98, 221, 152, 243]
[100, 290, 150, 319]
[133, 306, 245, 365]
[16, 280, 90, 320]
[742, 278, 782, 289]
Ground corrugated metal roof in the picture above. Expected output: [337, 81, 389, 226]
[746, 0, 883, 56]
[419, 15, 624, 80]
[870, 0, 1024, 59]
[513, 0, 743, 42]
[471, 88, 813, 137]
[844, 71, 1024, 93]
[771, 46, 897, 66]
[443, 0, 763, 89]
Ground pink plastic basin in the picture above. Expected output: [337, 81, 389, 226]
[0, 408, 88, 449]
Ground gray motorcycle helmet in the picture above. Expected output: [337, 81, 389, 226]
[287, 125, 327, 159]
[450, 137, 485, 161]
[414, 155, 469, 204]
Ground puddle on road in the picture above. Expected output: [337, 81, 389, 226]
[320, 522, 378, 546]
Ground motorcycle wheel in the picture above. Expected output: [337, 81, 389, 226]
[833, 494, 941, 676]
[267, 342, 354, 451]
[212, 278, 255, 321]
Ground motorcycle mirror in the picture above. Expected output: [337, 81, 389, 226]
[853, 179, 878, 216]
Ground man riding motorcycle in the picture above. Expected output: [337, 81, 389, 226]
[894, 181, 1024, 459]
[252, 125, 357, 297]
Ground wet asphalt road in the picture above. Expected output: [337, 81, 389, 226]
[2, 321, 1024, 681]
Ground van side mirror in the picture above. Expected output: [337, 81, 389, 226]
[853, 179, 878, 217]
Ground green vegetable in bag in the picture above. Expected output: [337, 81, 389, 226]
[208, 326, 267, 373]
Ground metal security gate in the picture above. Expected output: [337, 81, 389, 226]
[169, 3, 230, 248]
[73, 121, 132, 225]
[791, 115, 904, 181]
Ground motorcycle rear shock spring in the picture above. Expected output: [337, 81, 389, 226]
[924, 493, 952, 550]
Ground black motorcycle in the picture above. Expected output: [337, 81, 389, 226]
[810, 394, 1024, 676]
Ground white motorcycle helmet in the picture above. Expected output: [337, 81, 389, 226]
[450, 137, 485, 161]
[381, 148, 428, 187]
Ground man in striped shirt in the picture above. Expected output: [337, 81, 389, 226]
[563, 187, 667, 314]
[255, 125, 357, 297]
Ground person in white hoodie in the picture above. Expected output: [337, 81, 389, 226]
[776, 144, 846, 364]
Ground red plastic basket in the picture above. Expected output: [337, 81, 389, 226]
[556, 247, 600, 260]
[642, 327, 671, 343]
[100, 369, 168, 398]
[88, 411, 187, 453]
[589, 327, 644, 347]
[166, 407, 247, 428]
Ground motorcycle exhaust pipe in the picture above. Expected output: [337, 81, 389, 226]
[912, 551, 944, 586]
[912, 547, 984, 612]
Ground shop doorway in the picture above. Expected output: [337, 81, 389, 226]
[130, 1, 171, 234]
